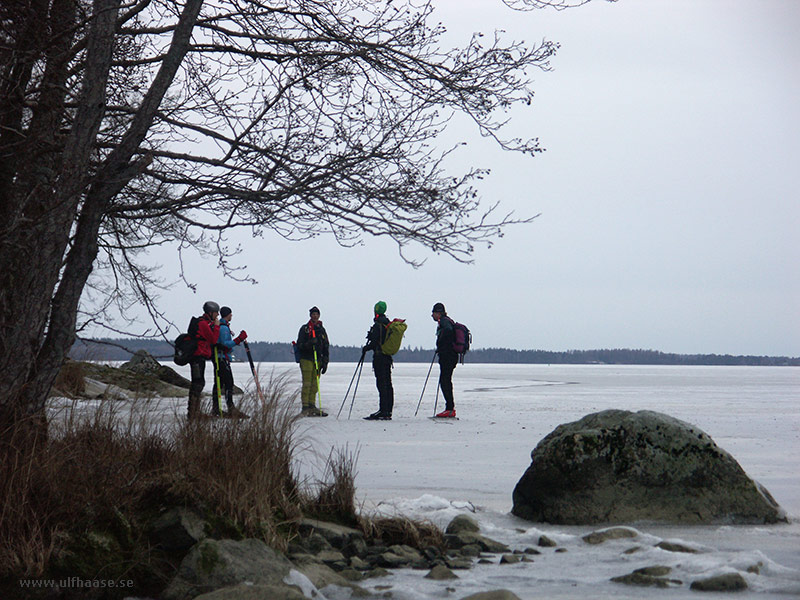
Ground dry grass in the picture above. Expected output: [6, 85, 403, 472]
[0, 371, 356, 584]
[360, 515, 445, 550]
[301, 446, 360, 527]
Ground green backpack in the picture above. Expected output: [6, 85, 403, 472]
[381, 319, 407, 355]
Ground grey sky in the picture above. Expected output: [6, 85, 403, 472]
[123, 0, 799, 356]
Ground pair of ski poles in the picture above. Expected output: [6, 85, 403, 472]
[337, 351, 366, 419]
[414, 351, 440, 417]
[336, 351, 439, 419]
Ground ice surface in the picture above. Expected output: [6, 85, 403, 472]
[64, 362, 800, 599]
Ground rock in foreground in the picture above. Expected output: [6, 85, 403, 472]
[512, 410, 785, 525]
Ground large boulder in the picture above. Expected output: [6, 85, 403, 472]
[121, 350, 192, 389]
[512, 410, 786, 525]
[121, 349, 163, 373]
[162, 538, 295, 600]
[150, 507, 208, 552]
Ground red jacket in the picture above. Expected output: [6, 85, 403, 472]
[194, 315, 220, 359]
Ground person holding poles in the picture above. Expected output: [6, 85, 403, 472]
[362, 301, 394, 420]
[432, 302, 458, 418]
[213, 306, 249, 418]
[296, 306, 329, 417]
[188, 301, 220, 420]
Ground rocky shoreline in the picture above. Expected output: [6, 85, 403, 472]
[151, 510, 755, 599]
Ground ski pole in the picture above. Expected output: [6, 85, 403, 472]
[312, 347, 322, 409]
[337, 354, 364, 419]
[310, 324, 323, 410]
[414, 351, 437, 417]
[347, 356, 365, 420]
[242, 341, 265, 403]
[213, 347, 224, 417]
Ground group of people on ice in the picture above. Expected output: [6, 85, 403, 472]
[185, 300, 463, 421]
[185, 301, 250, 420]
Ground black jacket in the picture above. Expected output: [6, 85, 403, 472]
[296, 320, 330, 363]
[364, 314, 391, 360]
[436, 316, 458, 363]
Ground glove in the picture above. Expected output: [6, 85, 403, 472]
[361, 345, 368, 357]
[234, 330, 247, 344]
[321, 360, 328, 375]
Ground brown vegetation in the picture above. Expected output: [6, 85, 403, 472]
[0, 372, 368, 596]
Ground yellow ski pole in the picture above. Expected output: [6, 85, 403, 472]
[313, 347, 322, 410]
[213, 347, 224, 417]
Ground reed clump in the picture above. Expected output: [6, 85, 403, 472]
[0, 371, 361, 596]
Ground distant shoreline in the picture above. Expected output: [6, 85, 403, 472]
[71, 338, 800, 367]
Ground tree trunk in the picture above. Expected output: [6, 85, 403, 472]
[0, 0, 121, 434]
[0, 0, 204, 435]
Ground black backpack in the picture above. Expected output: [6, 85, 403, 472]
[173, 316, 200, 366]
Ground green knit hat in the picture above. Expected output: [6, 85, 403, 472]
[374, 301, 387, 315]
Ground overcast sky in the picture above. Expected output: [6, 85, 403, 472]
[121, 0, 799, 357]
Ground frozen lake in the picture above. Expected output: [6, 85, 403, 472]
[153, 362, 800, 597]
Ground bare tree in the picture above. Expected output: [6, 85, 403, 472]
[503, 0, 616, 10]
[0, 0, 604, 432]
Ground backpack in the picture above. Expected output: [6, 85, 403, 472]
[173, 316, 200, 366]
[381, 319, 408, 356]
[291, 341, 300, 363]
[452, 321, 471, 360]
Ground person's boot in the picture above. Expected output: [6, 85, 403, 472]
[434, 409, 456, 418]
[364, 410, 391, 420]
[301, 406, 328, 417]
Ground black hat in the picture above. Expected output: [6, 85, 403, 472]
[309, 306, 320, 315]
[220, 306, 232, 318]
[432, 302, 446, 313]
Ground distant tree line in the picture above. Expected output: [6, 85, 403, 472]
[70, 338, 799, 367]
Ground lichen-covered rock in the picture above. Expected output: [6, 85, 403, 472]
[445, 531, 510, 553]
[459, 591, 522, 600]
[193, 583, 307, 600]
[537, 535, 556, 547]
[582, 527, 638, 545]
[150, 507, 208, 552]
[121, 349, 163, 373]
[611, 567, 682, 589]
[512, 410, 786, 525]
[425, 564, 458, 580]
[690, 572, 748, 592]
[290, 558, 367, 595]
[446, 514, 480, 535]
[162, 538, 294, 600]
[297, 517, 365, 550]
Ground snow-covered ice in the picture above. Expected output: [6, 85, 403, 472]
[67, 361, 800, 598]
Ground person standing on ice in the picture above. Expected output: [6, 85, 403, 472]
[362, 301, 394, 420]
[188, 301, 220, 420]
[296, 306, 329, 416]
[432, 302, 458, 418]
[214, 306, 249, 418]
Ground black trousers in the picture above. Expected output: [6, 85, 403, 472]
[373, 354, 394, 415]
[438, 358, 457, 411]
[212, 357, 234, 411]
[189, 357, 206, 417]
